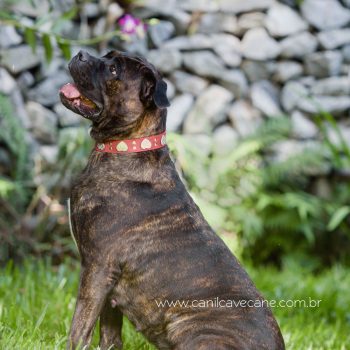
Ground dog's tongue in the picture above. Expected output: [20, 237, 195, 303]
[60, 83, 81, 99]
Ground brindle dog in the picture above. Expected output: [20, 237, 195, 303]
[60, 50, 285, 350]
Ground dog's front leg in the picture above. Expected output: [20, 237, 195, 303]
[67, 264, 118, 350]
[99, 301, 123, 350]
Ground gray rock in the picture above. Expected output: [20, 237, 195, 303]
[0, 68, 16, 95]
[140, 0, 176, 9]
[280, 32, 318, 58]
[342, 44, 350, 62]
[265, 3, 307, 37]
[82, 3, 101, 17]
[318, 29, 350, 50]
[342, 0, 350, 7]
[241, 28, 281, 61]
[301, 0, 350, 30]
[59, 20, 80, 41]
[164, 34, 212, 50]
[304, 51, 343, 78]
[93, 17, 107, 37]
[170, 71, 208, 95]
[9, 90, 31, 129]
[0, 45, 41, 74]
[241, 60, 276, 83]
[212, 125, 239, 155]
[273, 61, 303, 82]
[17, 72, 35, 89]
[182, 134, 212, 158]
[228, 100, 262, 137]
[40, 57, 66, 79]
[183, 51, 225, 78]
[167, 94, 194, 132]
[279, 0, 300, 7]
[236, 12, 265, 35]
[184, 85, 233, 134]
[38, 145, 59, 165]
[146, 49, 182, 73]
[281, 81, 309, 112]
[271, 140, 321, 163]
[0, 25, 22, 48]
[157, 9, 191, 34]
[218, 70, 248, 98]
[250, 81, 282, 117]
[341, 63, 350, 74]
[26, 101, 57, 144]
[54, 103, 81, 127]
[27, 71, 70, 107]
[291, 110, 318, 139]
[198, 13, 238, 34]
[311, 76, 350, 96]
[11, 0, 50, 17]
[177, 0, 219, 12]
[211, 34, 242, 67]
[164, 78, 176, 100]
[328, 124, 350, 148]
[297, 76, 317, 88]
[163, 34, 241, 67]
[119, 36, 148, 56]
[149, 20, 175, 47]
[297, 95, 350, 115]
[219, 0, 274, 13]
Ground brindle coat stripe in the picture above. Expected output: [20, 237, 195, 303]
[62, 50, 285, 350]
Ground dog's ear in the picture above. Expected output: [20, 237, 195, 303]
[153, 80, 170, 108]
[141, 76, 170, 109]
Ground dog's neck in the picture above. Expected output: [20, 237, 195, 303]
[90, 108, 167, 142]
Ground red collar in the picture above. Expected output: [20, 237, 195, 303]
[95, 131, 166, 154]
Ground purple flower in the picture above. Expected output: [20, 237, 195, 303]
[118, 14, 142, 35]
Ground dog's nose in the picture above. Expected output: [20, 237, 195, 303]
[78, 50, 90, 62]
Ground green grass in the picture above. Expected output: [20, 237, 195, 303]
[0, 259, 349, 350]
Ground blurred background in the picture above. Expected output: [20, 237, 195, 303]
[1, 0, 350, 349]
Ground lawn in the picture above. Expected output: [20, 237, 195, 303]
[0, 259, 349, 350]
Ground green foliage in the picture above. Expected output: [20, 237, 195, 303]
[169, 116, 350, 268]
[328, 206, 350, 231]
[0, 2, 129, 62]
[1, 259, 349, 349]
[0, 6, 77, 61]
[0, 92, 93, 262]
[0, 93, 30, 204]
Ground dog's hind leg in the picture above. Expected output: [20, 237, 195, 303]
[174, 335, 238, 350]
[99, 301, 123, 350]
[67, 264, 119, 350]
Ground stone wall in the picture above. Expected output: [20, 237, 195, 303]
[1, 0, 350, 179]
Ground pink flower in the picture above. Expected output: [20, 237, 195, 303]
[118, 14, 142, 35]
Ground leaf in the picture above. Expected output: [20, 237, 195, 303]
[24, 27, 36, 53]
[327, 206, 350, 231]
[57, 40, 71, 60]
[0, 10, 15, 20]
[60, 7, 78, 21]
[42, 33, 53, 63]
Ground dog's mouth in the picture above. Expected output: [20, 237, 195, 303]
[59, 83, 102, 119]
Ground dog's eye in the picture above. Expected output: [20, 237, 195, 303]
[109, 65, 118, 75]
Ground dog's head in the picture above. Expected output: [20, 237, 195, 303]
[60, 50, 169, 140]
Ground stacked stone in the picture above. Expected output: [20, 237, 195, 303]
[137, 0, 350, 162]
